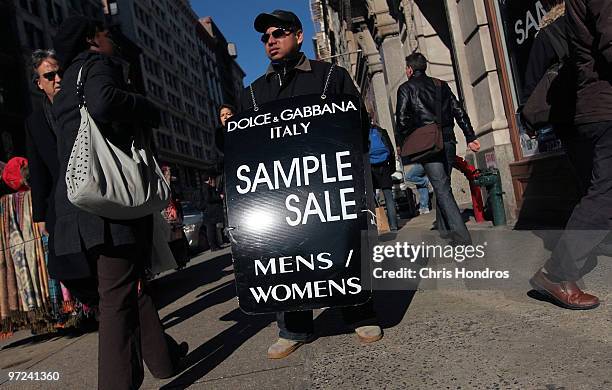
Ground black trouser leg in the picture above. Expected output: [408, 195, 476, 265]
[205, 222, 220, 250]
[95, 244, 174, 390]
[277, 310, 314, 341]
[341, 299, 378, 328]
[138, 281, 175, 379]
[547, 121, 612, 281]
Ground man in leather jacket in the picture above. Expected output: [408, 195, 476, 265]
[395, 53, 480, 243]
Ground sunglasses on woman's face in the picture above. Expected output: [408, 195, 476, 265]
[261, 27, 293, 44]
[41, 70, 60, 81]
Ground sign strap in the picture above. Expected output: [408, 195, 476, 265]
[249, 85, 259, 112]
[321, 64, 336, 100]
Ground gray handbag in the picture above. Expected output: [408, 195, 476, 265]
[65, 65, 171, 220]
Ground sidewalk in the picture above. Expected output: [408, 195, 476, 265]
[0, 213, 610, 389]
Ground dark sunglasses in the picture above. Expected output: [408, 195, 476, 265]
[261, 27, 293, 44]
[41, 70, 61, 81]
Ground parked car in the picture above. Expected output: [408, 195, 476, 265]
[181, 201, 205, 251]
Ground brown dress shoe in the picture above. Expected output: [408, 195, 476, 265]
[530, 270, 600, 310]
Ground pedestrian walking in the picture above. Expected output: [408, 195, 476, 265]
[405, 164, 431, 215]
[51, 17, 185, 389]
[200, 172, 224, 252]
[529, 0, 612, 310]
[239, 9, 382, 360]
[369, 122, 399, 231]
[25, 49, 99, 306]
[395, 53, 480, 243]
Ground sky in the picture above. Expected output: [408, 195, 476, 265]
[191, 0, 316, 85]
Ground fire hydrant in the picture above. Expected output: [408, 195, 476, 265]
[473, 168, 507, 226]
[453, 156, 485, 223]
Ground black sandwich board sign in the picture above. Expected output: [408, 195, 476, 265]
[224, 94, 374, 314]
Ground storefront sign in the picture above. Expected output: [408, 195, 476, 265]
[497, 0, 549, 103]
[224, 94, 373, 314]
[497, 0, 564, 157]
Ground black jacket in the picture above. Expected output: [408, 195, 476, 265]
[215, 126, 224, 153]
[26, 95, 57, 225]
[566, 0, 612, 124]
[201, 183, 223, 223]
[52, 51, 159, 257]
[26, 94, 90, 280]
[395, 71, 476, 145]
[240, 53, 369, 145]
[522, 16, 569, 103]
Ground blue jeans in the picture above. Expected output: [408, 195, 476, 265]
[405, 164, 430, 210]
[382, 188, 398, 230]
[402, 145, 471, 244]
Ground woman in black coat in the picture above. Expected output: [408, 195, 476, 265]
[51, 17, 183, 389]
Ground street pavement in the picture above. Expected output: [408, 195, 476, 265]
[0, 212, 610, 389]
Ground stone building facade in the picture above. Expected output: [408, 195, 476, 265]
[311, 0, 574, 226]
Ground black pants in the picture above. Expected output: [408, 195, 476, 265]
[92, 243, 175, 390]
[205, 221, 220, 250]
[547, 121, 612, 281]
[277, 299, 378, 341]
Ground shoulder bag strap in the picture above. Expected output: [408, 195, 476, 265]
[76, 66, 86, 108]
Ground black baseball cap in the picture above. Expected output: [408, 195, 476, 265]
[254, 10, 302, 33]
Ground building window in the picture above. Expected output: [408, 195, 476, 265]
[176, 140, 191, 155]
[156, 132, 174, 150]
[146, 79, 164, 100]
[193, 145, 203, 159]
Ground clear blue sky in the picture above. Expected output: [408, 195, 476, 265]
[191, 0, 316, 85]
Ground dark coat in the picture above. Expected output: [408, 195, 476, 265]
[215, 126, 225, 153]
[370, 126, 395, 190]
[240, 53, 370, 146]
[26, 95, 57, 225]
[51, 51, 160, 257]
[26, 95, 90, 280]
[522, 16, 569, 102]
[395, 71, 476, 146]
[201, 183, 223, 223]
[566, 0, 612, 125]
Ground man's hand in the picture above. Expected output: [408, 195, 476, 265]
[396, 146, 401, 155]
[468, 140, 481, 152]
